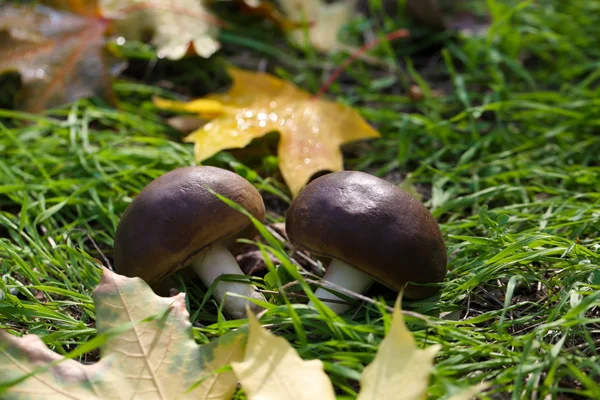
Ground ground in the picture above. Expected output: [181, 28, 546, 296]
[1, 0, 600, 398]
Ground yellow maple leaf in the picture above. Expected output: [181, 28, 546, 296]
[231, 310, 336, 400]
[230, 298, 487, 400]
[357, 298, 441, 400]
[357, 297, 442, 400]
[0, 268, 245, 399]
[153, 67, 380, 197]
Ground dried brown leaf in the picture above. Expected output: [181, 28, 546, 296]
[0, 4, 118, 113]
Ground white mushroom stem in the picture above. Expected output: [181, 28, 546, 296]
[191, 243, 266, 319]
[308, 259, 373, 314]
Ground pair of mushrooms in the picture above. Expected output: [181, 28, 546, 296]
[114, 166, 447, 318]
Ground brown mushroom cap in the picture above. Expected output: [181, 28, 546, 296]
[114, 166, 265, 285]
[285, 171, 447, 299]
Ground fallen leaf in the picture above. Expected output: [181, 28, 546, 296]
[0, 268, 245, 399]
[231, 309, 336, 400]
[154, 97, 225, 117]
[0, 4, 118, 112]
[276, 0, 356, 52]
[231, 298, 487, 400]
[100, 0, 220, 59]
[154, 67, 380, 197]
[357, 297, 442, 400]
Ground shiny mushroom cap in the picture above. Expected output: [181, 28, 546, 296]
[114, 166, 265, 285]
[285, 171, 447, 299]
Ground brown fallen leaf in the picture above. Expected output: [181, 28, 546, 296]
[0, 4, 118, 113]
[0, 268, 246, 399]
[153, 67, 380, 197]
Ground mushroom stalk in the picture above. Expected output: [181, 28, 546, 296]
[308, 259, 373, 314]
[191, 243, 265, 319]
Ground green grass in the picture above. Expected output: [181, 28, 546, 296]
[1, 0, 600, 398]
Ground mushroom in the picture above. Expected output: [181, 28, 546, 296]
[285, 171, 447, 314]
[113, 166, 267, 319]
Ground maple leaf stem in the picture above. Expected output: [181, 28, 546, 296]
[115, 2, 230, 29]
[313, 28, 410, 98]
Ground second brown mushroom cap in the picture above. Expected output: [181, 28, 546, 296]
[286, 171, 447, 313]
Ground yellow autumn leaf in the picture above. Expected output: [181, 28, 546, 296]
[153, 67, 380, 197]
[357, 297, 442, 400]
[231, 310, 336, 400]
[230, 298, 485, 400]
[0, 268, 245, 399]
[153, 97, 225, 118]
